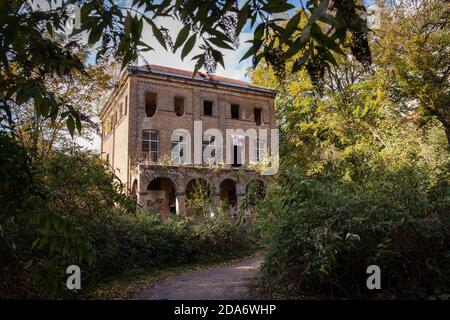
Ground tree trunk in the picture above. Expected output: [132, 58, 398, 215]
[435, 110, 450, 148]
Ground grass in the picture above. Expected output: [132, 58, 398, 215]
[82, 250, 260, 300]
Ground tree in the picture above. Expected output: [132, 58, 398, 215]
[1, 0, 372, 139]
[11, 46, 118, 161]
[374, 0, 450, 145]
[249, 13, 450, 298]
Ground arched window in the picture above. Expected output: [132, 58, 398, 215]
[220, 179, 237, 216]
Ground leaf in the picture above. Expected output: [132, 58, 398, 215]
[211, 49, 225, 68]
[181, 34, 196, 61]
[322, 49, 338, 66]
[263, 1, 295, 13]
[309, 0, 330, 23]
[24, 260, 33, 270]
[31, 238, 40, 250]
[240, 46, 255, 62]
[208, 37, 234, 50]
[292, 50, 311, 72]
[319, 12, 341, 28]
[46, 22, 53, 37]
[16, 86, 33, 104]
[192, 54, 205, 76]
[311, 23, 344, 55]
[88, 23, 103, 44]
[254, 22, 265, 42]
[280, 12, 301, 43]
[75, 114, 82, 134]
[280, 25, 311, 60]
[67, 116, 75, 137]
[236, 1, 250, 35]
[150, 21, 167, 50]
[173, 25, 190, 53]
[346, 233, 360, 241]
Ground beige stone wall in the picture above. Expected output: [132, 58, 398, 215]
[100, 79, 130, 186]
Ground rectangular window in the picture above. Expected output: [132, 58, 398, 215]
[202, 135, 216, 164]
[142, 130, 158, 162]
[231, 104, 240, 119]
[171, 133, 187, 164]
[145, 92, 157, 117]
[174, 97, 184, 116]
[254, 108, 262, 126]
[254, 139, 266, 162]
[232, 145, 242, 167]
[203, 101, 213, 116]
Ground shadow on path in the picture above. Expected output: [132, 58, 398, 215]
[132, 255, 265, 300]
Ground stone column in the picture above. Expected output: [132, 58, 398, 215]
[193, 89, 200, 121]
[236, 182, 246, 218]
[211, 194, 221, 216]
[137, 171, 148, 207]
[176, 193, 186, 216]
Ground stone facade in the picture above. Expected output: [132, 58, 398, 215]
[100, 64, 276, 215]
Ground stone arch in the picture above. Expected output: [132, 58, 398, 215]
[245, 179, 266, 198]
[220, 179, 238, 214]
[243, 179, 266, 213]
[146, 177, 177, 215]
[185, 178, 211, 199]
[185, 178, 211, 215]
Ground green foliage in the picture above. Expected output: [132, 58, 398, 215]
[86, 209, 253, 283]
[0, 150, 254, 299]
[251, 7, 450, 296]
[1, 1, 371, 143]
[186, 180, 212, 216]
[375, 0, 450, 145]
[258, 154, 450, 298]
[241, 180, 266, 212]
[251, 75, 450, 297]
[0, 149, 133, 298]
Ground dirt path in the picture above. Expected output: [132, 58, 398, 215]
[132, 255, 266, 300]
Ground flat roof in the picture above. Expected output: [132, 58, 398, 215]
[101, 64, 276, 116]
[128, 64, 277, 95]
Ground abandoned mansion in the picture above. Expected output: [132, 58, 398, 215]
[100, 65, 277, 215]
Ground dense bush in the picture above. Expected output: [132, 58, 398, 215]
[0, 150, 255, 299]
[257, 129, 450, 299]
[87, 210, 254, 280]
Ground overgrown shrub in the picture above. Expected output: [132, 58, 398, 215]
[0, 150, 255, 299]
[86, 209, 254, 280]
[257, 148, 450, 299]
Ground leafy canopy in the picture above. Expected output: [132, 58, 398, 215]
[0, 0, 372, 136]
